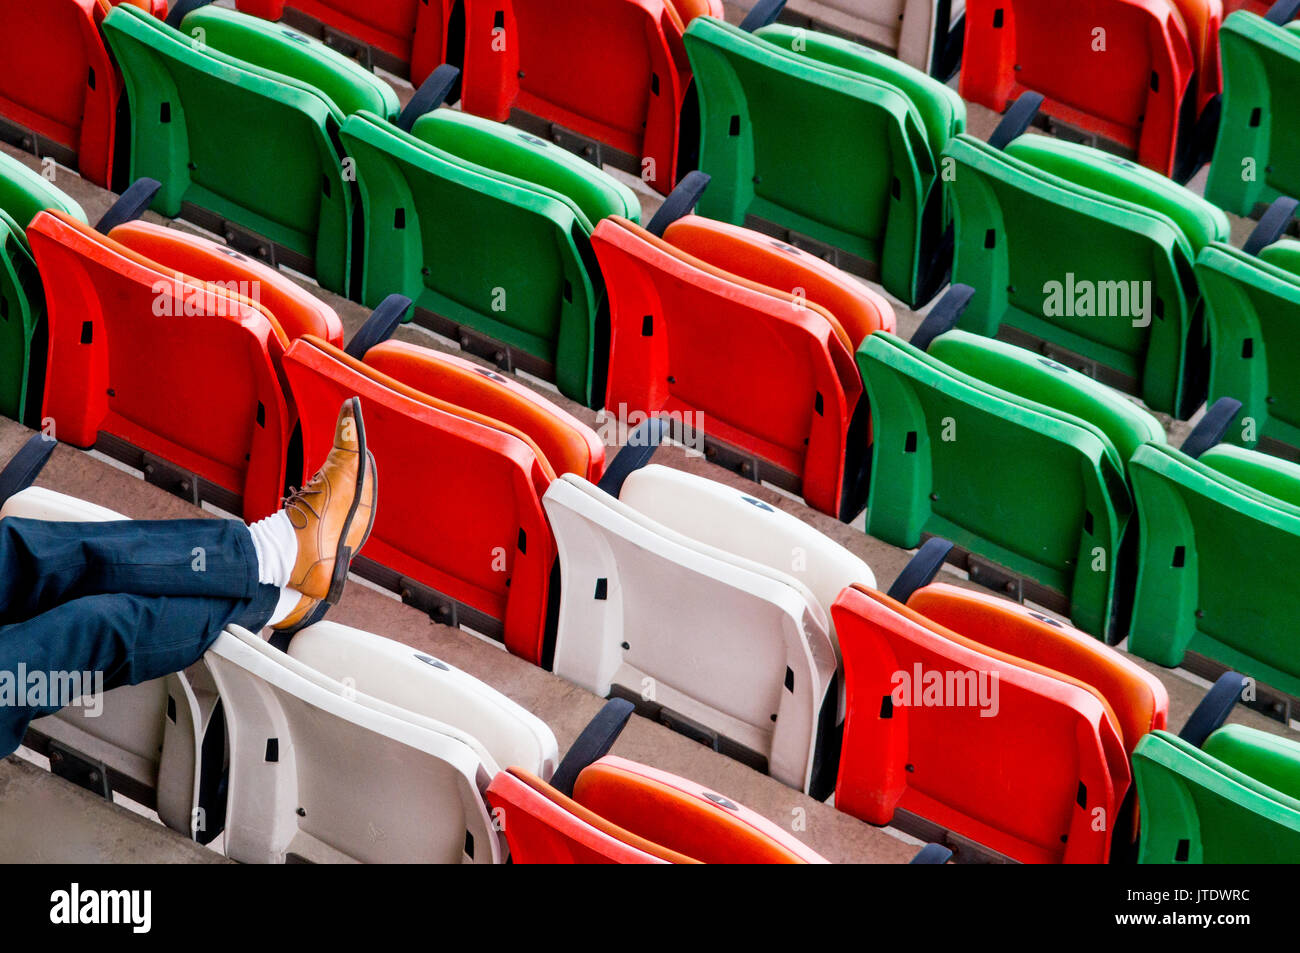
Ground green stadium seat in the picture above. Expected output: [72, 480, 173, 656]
[684, 14, 961, 306]
[1128, 438, 1300, 699]
[1133, 726, 1300, 862]
[341, 100, 639, 408]
[102, 3, 403, 294]
[944, 109, 1229, 418]
[0, 151, 87, 426]
[856, 288, 1170, 639]
[1205, 4, 1300, 217]
[1197, 202, 1300, 458]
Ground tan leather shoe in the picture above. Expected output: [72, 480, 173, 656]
[283, 397, 379, 604]
[270, 593, 322, 632]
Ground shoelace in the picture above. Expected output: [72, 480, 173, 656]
[282, 473, 326, 525]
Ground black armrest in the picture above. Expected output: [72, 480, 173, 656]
[95, 178, 162, 234]
[988, 92, 1045, 150]
[596, 417, 666, 498]
[740, 0, 787, 32]
[1242, 196, 1299, 257]
[910, 843, 954, 864]
[645, 172, 711, 237]
[1266, 0, 1300, 25]
[165, 0, 216, 28]
[1179, 671, 1248, 748]
[344, 294, 411, 359]
[1180, 398, 1241, 459]
[396, 64, 462, 132]
[887, 538, 955, 603]
[910, 284, 976, 351]
[0, 433, 57, 508]
[549, 698, 636, 797]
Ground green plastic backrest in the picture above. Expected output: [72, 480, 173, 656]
[1205, 11, 1300, 215]
[1006, 135, 1230, 254]
[1203, 724, 1300, 803]
[754, 24, 965, 152]
[1133, 730, 1300, 863]
[928, 330, 1166, 467]
[1127, 442, 1300, 696]
[340, 112, 600, 406]
[1258, 238, 1300, 275]
[857, 331, 1129, 636]
[1195, 242, 1300, 450]
[410, 110, 641, 227]
[0, 152, 87, 233]
[102, 4, 352, 293]
[944, 134, 1195, 416]
[1200, 444, 1300, 508]
[0, 211, 42, 423]
[684, 15, 934, 304]
[177, 6, 399, 120]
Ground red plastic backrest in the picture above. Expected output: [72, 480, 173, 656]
[28, 210, 291, 520]
[235, 0, 444, 73]
[575, 757, 827, 863]
[281, 336, 555, 664]
[593, 216, 861, 517]
[109, 220, 344, 347]
[832, 584, 1121, 864]
[960, 0, 1196, 174]
[363, 340, 605, 482]
[908, 583, 1169, 754]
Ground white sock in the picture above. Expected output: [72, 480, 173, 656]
[266, 587, 306, 627]
[247, 510, 298, 588]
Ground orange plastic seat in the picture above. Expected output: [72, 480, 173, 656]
[833, 584, 1128, 863]
[29, 209, 293, 521]
[282, 333, 603, 664]
[487, 755, 828, 863]
[594, 212, 894, 519]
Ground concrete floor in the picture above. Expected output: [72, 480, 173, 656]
[0, 0, 1296, 863]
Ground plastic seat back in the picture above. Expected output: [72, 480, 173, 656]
[857, 330, 1131, 637]
[944, 134, 1202, 416]
[1128, 442, 1300, 698]
[340, 111, 604, 406]
[960, 0, 1197, 176]
[594, 215, 879, 518]
[833, 584, 1124, 863]
[280, 335, 558, 664]
[1133, 728, 1300, 862]
[28, 210, 293, 521]
[102, 4, 360, 293]
[205, 625, 500, 863]
[542, 472, 839, 792]
[684, 15, 944, 306]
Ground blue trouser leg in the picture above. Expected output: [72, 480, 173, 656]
[0, 517, 280, 756]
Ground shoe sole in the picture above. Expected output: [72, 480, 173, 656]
[326, 396, 368, 606]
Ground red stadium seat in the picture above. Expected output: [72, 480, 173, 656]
[0, 0, 165, 188]
[960, 0, 1206, 177]
[486, 756, 828, 863]
[593, 213, 894, 519]
[281, 334, 604, 665]
[832, 583, 1129, 863]
[28, 209, 293, 521]
[458, 0, 723, 194]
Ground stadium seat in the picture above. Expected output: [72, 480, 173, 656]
[233, 0, 445, 79]
[1128, 435, 1300, 699]
[1196, 200, 1300, 457]
[102, 3, 405, 294]
[593, 185, 896, 520]
[0, 152, 87, 426]
[281, 314, 604, 665]
[341, 96, 639, 408]
[0, 0, 165, 189]
[543, 422, 874, 793]
[1205, 2, 1300, 217]
[28, 202, 297, 521]
[1133, 725, 1300, 862]
[684, 14, 962, 306]
[207, 619, 557, 863]
[944, 104, 1228, 417]
[832, 577, 1131, 863]
[743, 0, 966, 78]
[453, 0, 723, 195]
[960, 0, 1214, 180]
[856, 288, 1171, 638]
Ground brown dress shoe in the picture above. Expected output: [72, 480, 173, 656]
[270, 593, 322, 632]
[283, 397, 379, 604]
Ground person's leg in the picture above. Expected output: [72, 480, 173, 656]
[0, 587, 279, 757]
[0, 516, 266, 625]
